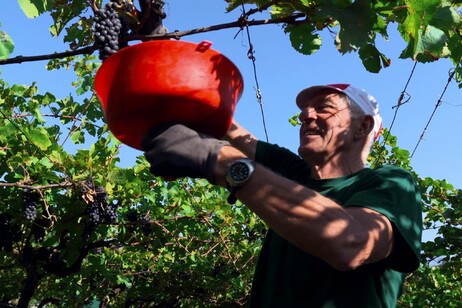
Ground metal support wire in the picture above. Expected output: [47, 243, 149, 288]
[371, 62, 417, 167]
[239, 1, 269, 142]
[410, 65, 458, 158]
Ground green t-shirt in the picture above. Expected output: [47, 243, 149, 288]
[249, 141, 423, 308]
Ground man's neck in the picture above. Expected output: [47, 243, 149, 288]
[308, 157, 366, 180]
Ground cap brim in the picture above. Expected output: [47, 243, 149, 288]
[295, 85, 345, 108]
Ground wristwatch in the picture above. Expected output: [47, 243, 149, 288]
[226, 158, 256, 204]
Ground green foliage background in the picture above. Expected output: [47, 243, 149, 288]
[0, 0, 461, 306]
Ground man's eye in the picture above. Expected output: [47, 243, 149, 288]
[317, 104, 331, 111]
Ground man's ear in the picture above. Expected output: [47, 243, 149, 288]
[355, 115, 374, 139]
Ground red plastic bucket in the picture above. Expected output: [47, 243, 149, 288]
[94, 40, 244, 150]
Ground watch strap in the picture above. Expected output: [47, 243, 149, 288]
[227, 186, 239, 204]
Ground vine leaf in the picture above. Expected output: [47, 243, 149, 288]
[317, 0, 380, 53]
[285, 23, 322, 55]
[397, 0, 459, 61]
[26, 127, 52, 151]
[359, 43, 391, 73]
[18, 0, 53, 18]
[400, 25, 450, 62]
[0, 31, 14, 60]
[430, 5, 461, 30]
[225, 0, 263, 12]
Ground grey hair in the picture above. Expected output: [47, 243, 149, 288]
[341, 94, 375, 160]
[343, 95, 366, 119]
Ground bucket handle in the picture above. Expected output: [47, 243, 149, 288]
[196, 40, 213, 52]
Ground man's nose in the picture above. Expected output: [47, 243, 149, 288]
[299, 106, 317, 122]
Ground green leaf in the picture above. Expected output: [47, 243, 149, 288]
[400, 25, 449, 61]
[398, 0, 455, 61]
[0, 31, 14, 59]
[39, 169, 61, 183]
[359, 44, 383, 73]
[430, 5, 461, 30]
[31, 105, 46, 123]
[318, 0, 378, 53]
[27, 127, 52, 150]
[18, 0, 52, 18]
[288, 114, 301, 127]
[447, 34, 462, 64]
[116, 275, 133, 288]
[70, 130, 85, 144]
[285, 23, 322, 55]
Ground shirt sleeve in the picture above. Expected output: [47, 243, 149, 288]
[344, 166, 423, 273]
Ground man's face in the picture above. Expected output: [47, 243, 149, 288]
[298, 91, 358, 162]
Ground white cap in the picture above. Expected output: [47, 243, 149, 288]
[296, 83, 383, 141]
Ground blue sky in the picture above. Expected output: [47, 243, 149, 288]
[1, 1, 460, 191]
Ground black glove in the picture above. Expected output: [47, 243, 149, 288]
[142, 124, 229, 183]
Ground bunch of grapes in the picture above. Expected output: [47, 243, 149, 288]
[80, 181, 99, 240]
[103, 201, 118, 224]
[95, 186, 119, 224]
[81, 182, 121, 240]
[22, 189, 40, 222]
[81, 182, 106, 227]
[83, 199, 101, 241]
[93, 0, 129, 61]
[87, 200, 101, 227]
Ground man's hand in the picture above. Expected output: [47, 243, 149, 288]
[142, 124, 229, 183]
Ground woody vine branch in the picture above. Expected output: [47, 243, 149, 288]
[0, 13, 306, 65]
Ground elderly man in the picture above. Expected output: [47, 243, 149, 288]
[143, 84, 422, 307]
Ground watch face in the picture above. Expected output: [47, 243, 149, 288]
[230, 161, 251, 183]
[227, 159, 255, 189]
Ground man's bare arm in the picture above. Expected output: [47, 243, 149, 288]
[224, 120, 258, 160]
[214, 146, 394, 271]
